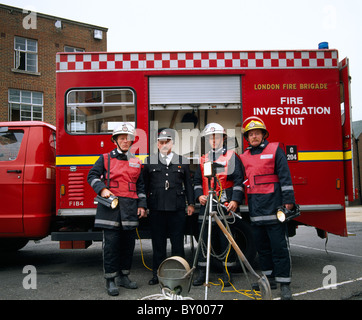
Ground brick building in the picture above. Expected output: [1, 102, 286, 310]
[0, 4, 107, 126]
[352, 121, 362, 205]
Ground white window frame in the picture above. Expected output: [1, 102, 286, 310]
[8, 89, 44, 121]
[66, 88, 136, 134]
[14, 36, 38, 73]
[64, 46, 85, 53]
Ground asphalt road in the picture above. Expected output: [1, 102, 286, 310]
[1, 207, 361, 301]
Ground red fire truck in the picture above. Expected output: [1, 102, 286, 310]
[0, 46, 353, 264]
[52, 45, 353, 257]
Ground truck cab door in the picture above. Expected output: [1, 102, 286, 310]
[0, 126, 28, 233]
[340, 58, 354, 202]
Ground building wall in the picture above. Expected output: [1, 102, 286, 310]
[352, 135, 362, 205]
[0, 5, 107, 126]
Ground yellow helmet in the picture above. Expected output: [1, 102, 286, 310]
[242, 116, 269, 139]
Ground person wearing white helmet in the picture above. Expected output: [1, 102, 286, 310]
[87, 122, 147, 296]
[239, 116, 295, 300]
[111, 122, 136, 151]
[193, 123, 244, 287]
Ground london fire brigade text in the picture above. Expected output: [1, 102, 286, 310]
[254, 83, 328, 90]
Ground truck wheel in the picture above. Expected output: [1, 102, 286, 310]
[211, 219, 257, 273]
[0, 239, 29, 252]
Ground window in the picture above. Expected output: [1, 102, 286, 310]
[0, 129, 24, 161]
[64, 46, 85, 53]
[66, 88, 136, 134]
[14, 37, 38, 72]
[8, 89, 43, 121]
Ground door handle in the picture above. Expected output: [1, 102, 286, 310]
[7, 170, 22, 174]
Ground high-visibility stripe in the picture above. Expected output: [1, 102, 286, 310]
[56, 156, 100, 166]
[344, 150, 352, 161]
[56, 151, 352, 165]
[298, 150, 352, 162]
[56, 154, 148, 166]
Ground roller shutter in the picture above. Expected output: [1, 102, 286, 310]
[149, 76, 241, 109]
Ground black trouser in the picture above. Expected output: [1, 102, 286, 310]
[103, 228, 136, 279]
[150, 209, 186, 276]
[251, 223, 291, 284]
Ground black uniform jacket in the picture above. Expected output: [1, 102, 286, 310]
[143, 153, 194, 211]
[87, 148, 147, 230]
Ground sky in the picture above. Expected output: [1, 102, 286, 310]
[3, 0, 362, 121]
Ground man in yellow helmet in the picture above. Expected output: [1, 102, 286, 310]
[239, 117, 295, 300]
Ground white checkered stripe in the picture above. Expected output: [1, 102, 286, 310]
[56, 51, 338, 72]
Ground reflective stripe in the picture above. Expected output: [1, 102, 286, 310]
[250, 215, 277, 222]
[233, 186, 244, 192]
[121, 221, 139, 227]
[95, 219, 120, 227]
[91, 178, 102, 188]
[275, 277, 292, 283]
[222, 261, 237, 267]
[137, 193, 146, 198]
[194, 185, 203, 190]
[198, 214, 234, 222]
[262, 270, 273, 276]
[281, 185, 294, 192]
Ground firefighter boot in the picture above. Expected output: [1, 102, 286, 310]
[252, 277, 277, 291]
[280, 284, 292, 300]
[193, 269, 206, 286]
[116, 274, 138, 289]
[106, 278, 119, 296]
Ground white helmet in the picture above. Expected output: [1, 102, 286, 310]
[202, 123, 226, 137]
[111, 122, 135, 141]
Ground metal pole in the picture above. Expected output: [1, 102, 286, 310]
[204, 189, 213, 300]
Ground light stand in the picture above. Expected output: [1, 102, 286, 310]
[190, 161, 272, 300]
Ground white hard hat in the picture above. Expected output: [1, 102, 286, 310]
[202, 123, 226, 137]
[112, 122, 135, 141]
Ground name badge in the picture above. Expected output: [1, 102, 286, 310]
[129, 162, 140, 168]
[260, 154, 273, 160]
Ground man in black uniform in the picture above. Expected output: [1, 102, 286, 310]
[143, 128, 195, 285]
[87, 123, 147, 296]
